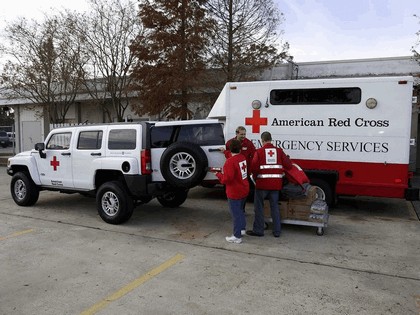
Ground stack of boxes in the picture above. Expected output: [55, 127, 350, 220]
[264, 185, 329, 223]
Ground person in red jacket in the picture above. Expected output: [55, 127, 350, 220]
[220, 126, 256, 203]
[247, 131, 293, 238]
[220, 126, 256, 170]
[214, 139, 249, 244]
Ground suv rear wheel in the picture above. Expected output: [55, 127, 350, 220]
[160, 142, 208, 188]
[96, 181, 134, 224]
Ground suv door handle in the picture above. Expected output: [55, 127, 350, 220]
[61, 152, 71, 156]
[91, 152, 102, 156]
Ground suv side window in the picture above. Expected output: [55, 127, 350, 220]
[46, 132, 72, 150]
[108, 129, 136, 150]
[178, 124, 224, 146]
[150, 126, 174, 148]
[77, 131, 103, 150]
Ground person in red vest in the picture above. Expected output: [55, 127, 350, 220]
[214, 139, 249, 244]
[247, 131, 293, 237]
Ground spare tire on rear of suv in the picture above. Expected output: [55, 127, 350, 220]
[160, 142, 208, 188]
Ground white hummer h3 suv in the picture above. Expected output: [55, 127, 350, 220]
[7, 119, 225, 224]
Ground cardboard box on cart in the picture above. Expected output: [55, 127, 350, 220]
[264, 186, 317, 221]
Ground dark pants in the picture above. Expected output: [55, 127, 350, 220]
[253, 190, 281, 236]
[228, 198, 247, 238]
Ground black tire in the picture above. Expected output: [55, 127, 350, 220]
[310, 178, 333, 206]
[157, 189, 188, 208]
[10, 172, 39, 206]
[96, 181, 133, 224]
[160, 142, 208, 188]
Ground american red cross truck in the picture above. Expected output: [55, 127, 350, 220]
[208, 76, 419, 205]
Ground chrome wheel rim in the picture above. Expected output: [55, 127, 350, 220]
[169, 152, 196, 179]
[314, 186, 326, 200]
[101, 191, 119, 216]
[14, 179, 27, 201]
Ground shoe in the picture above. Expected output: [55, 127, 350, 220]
[241, 230, 246, 236]
[246, 230, 264, 237]
[273, 232, 280, 238]
[226, 235, 242, 244]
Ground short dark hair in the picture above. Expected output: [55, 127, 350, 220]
[261, 131, 272, 142]
[235, 126, 246, 134]
[229, 139, 241, 153]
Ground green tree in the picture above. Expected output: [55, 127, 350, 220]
[130, 0, 214, 120]
[206, 0, 289, 82]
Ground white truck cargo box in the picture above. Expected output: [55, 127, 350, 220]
[208, 76, 419, 204]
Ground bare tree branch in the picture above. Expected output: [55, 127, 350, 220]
[0, 14, 88, 123]
[206, 0, 289, 82]
[74, 0, 142, 122]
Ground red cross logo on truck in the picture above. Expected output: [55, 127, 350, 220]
[50, 156, 60, 171]
[245, 109, 268, 133]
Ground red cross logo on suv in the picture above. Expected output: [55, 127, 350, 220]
[50, 156, 60, 171]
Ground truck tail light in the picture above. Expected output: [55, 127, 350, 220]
[141, 149, 152, 175]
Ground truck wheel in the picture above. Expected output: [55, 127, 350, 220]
[96, 181, 133, 224]
[160, 142, 208, 188]
[10, 172, 39, 206]
[157, 189, 188, 208]
[310, 178, 333, 206]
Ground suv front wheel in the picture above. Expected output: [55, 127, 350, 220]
[10, 172, 39, 206]
[160, 142, 208, 188]
[96, 181, 134, 224]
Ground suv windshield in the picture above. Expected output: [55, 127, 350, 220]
[151, 123, 224, 148]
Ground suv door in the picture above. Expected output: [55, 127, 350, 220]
[72, 127, 106, 190]
[35, 131, 74, 188]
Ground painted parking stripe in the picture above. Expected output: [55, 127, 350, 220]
[80, 253, 185, 315]
[0, 229, 34, 241]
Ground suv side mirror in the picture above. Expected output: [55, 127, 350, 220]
[35, 143, 46, 159]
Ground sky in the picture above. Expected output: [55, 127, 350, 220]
[277, 0, 419, 62]
[0, 0, 419, 63]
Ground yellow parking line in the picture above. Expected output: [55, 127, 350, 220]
[80, 253, 185, 315]
[0, 229, 34, 241]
